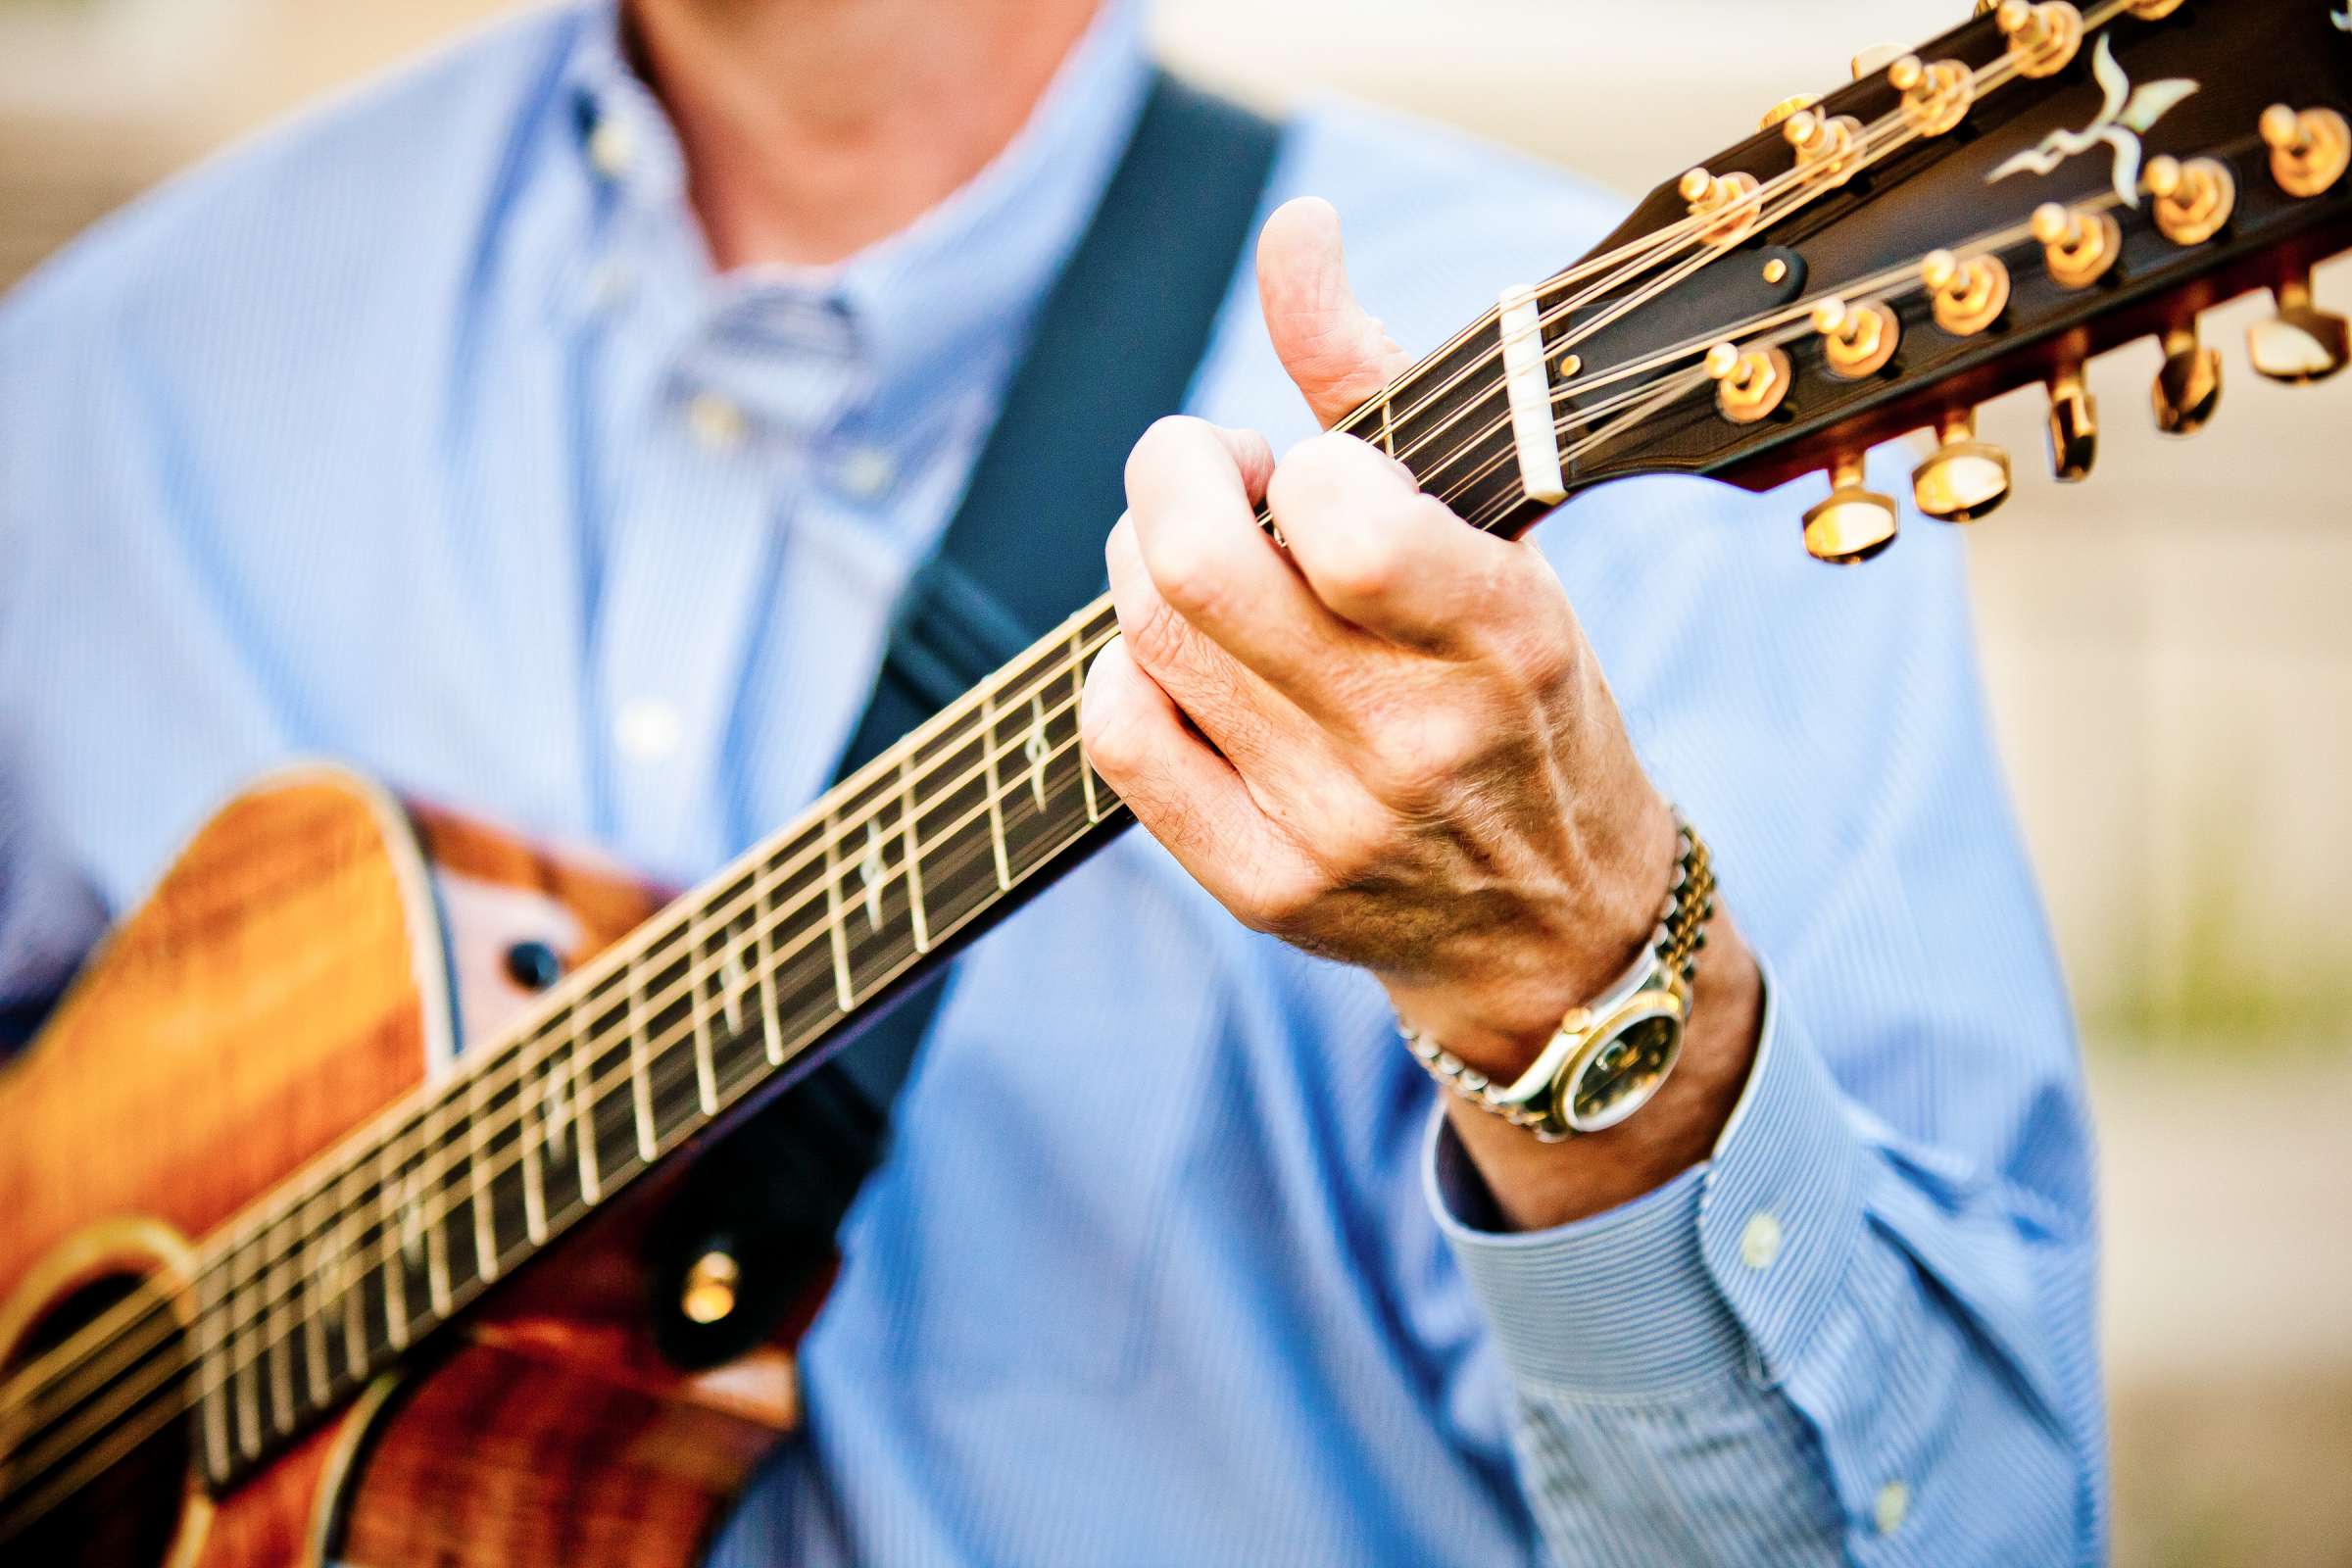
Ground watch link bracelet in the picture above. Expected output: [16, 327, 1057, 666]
[1402, 810, 1716, 1142]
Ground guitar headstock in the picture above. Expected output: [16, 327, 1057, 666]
[1516, 0, 2352, 562]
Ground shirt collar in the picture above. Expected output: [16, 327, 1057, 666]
[553, 0, 1153, 398]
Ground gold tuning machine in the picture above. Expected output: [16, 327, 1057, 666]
[1705, 340, 1792, 423]
[1811, 297, 1900, 379]
[1783, 109, 1864, 186]
[1759, 95, 1820, 131]
[1911, 411, 2011, 523]
[1680, 167, 1762, 243]
[2151, 324, 2222, 435]
[1993, 1, 2082, 77]
[2260, 104, 2351, 199]
[1921, 249, 2011, 336]
[2046, 369, 2097, 482]
[1801, 457, 1899, 564]
[2144, 156, 2235, 246]
[1888, 55, 1975, 137]
[2031, 202, 2121, 289]
[2247, 271, 2351, 384]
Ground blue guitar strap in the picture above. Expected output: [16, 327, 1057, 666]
[654, 70, 1283, 1363]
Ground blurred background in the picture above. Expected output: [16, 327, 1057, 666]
[3, 0, 2346, 1560]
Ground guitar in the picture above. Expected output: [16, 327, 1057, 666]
[4, 1, 2345, 1560]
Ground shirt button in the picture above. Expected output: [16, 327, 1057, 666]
[1739, 1210, 1783, 1269]
[587, 113, 635, 178]
[1873, 1479, 1910, 1535]
[686, 392, 746, 453]
[614, 699, 683, 763]
[838, 446, 897, 500]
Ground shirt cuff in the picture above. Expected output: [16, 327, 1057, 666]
[1424, 968, 1869, 1397]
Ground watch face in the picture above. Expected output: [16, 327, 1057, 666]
[1562, 1004, 1685, 1133]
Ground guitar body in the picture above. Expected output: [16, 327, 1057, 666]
[0, 767, 794, 1566]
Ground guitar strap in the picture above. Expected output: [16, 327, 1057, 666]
[653, 70, 1283, 1364]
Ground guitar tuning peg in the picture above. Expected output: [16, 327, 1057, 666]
[2152, 324, 2223, 436]
[1758, 94, 1821, 131]
[2046, 369, 2097, 483]
[1910, 411, 2011, 522]
[2246, 271, 2350, 384]
[1801, 456, 1898, 564]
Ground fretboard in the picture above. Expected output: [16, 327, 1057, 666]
[182, 290, 1556, 1493]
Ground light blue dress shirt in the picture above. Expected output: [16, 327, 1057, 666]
[0, 2, 2104, 1561]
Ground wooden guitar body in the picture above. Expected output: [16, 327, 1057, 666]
[0, 767, 794, 1566]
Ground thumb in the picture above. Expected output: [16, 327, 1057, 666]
[1256, 197, 1412, 429]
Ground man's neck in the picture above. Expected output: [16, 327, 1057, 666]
[626, 0, 1104, 271]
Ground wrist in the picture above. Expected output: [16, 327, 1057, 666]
[1384, 787, 1680, 1074]
[1445, 917, 1761, 1230]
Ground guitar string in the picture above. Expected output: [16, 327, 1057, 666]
[45, 313, 1763, 1424]
[0, 105, 2135, 1498]
[55, 0, 2117, 1310]
[1, 280, 1744, 1443]
[0, 115, 2045, 1495]
[31, 29, 1923, 1313]
[1, 330, 1678, 1475]
[4, 332, 1724, 1509]
[0, 692, 1131, 1525]
[0, 154, 2028, 1494]
[2, 344, 1711, 1524]
[0, 7, 2135, 1503]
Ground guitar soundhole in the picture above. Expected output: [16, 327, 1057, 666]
[1, 1272, 192, 1566]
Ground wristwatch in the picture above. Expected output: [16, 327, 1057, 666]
[1402, 811, 1715, 1142]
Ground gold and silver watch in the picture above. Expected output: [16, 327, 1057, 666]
[1402, 811, 1716, 1142]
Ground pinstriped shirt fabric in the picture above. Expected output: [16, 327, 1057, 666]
[0, 2, 2104, 1562]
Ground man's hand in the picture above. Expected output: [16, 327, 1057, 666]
[1080, 197, 1762, 1228]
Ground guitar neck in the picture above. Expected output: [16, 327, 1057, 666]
[184, 592, 1132, 1486]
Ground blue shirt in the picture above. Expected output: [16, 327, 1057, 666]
[0, 3, 2104, 1561]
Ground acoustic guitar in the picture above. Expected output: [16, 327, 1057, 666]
[4, 1, 2346, 1560]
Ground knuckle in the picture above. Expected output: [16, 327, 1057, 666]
[1238, 863, 1324, 934]
[1150, 533, 1226, 623]
[1322, 526, 1404, 605]
[1371, 713, 1476, 810]
[1127, 414, 1207, 477]
[1078, 664, 1143, 775]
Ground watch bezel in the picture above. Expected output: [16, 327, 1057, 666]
[1553, 983, 1689, 1134]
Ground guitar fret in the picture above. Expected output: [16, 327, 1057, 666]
[300, 1184, 332, 1406]
[626, 964, 659, 1164]
[981, 686, 1012, 891]
[568, 1006, 601, 1205]
[227, 1250, 262, 1460]
[753, 856, 786, 1066]
[421, 1103, 453, 1318]
[467, 1061, 499, 1283]
[265, 1211, 296, 1435]
[376, 1142, 409, 1352]
[900, 752, 931, 951]
[520, 1043, 550, 1247]
[1070, 622, 1103, 822]
[686, 906, 719, 1116]
[192, 1265, 232, 1486]
[821, 808, 856, 1011]
[335, 1161, 366, 1380]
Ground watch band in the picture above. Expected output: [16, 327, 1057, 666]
[1403, 809, 1715, 1142]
